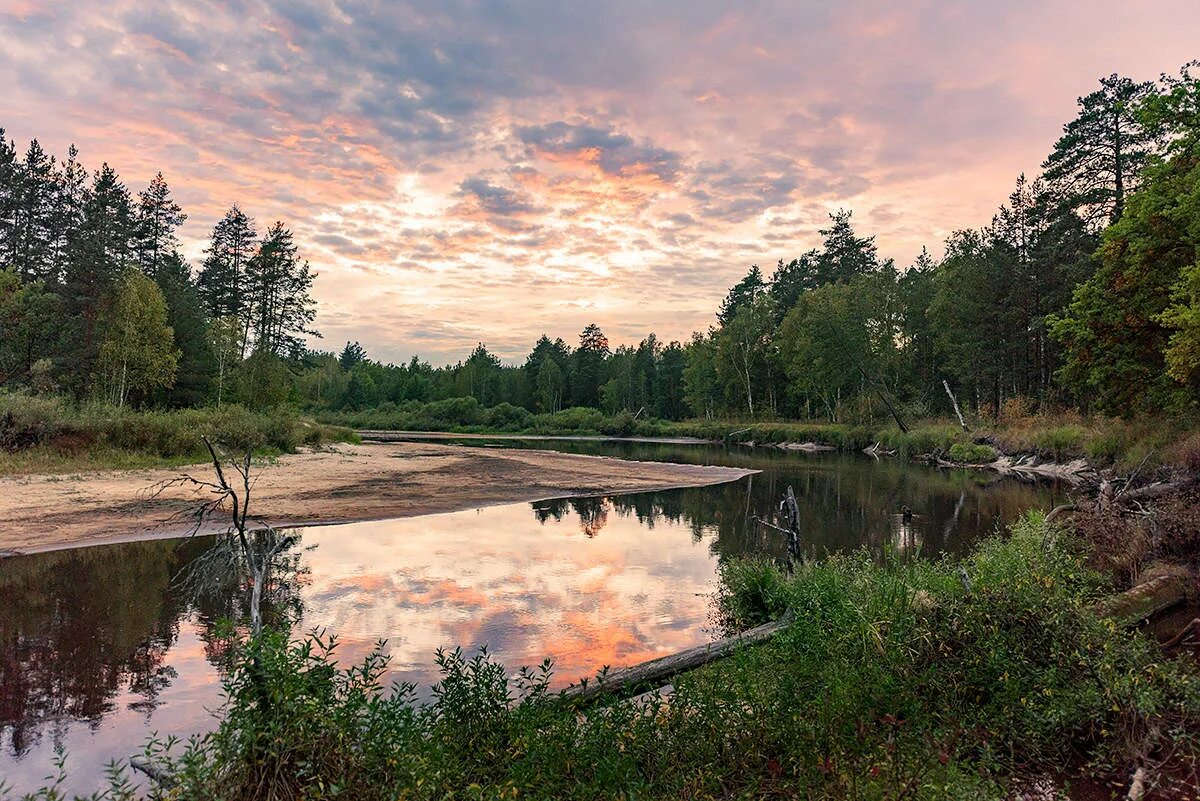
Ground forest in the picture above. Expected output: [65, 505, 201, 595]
[3, 65, 1199, 433]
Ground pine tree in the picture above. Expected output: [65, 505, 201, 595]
[767, 252, 819, 323]
[243, 221, 318, 356]
[717, 265, 765, 326]
[1042, 73, 1159, 229]
[814, 209, 878, 285]
[134, 172, 187, 278]
[9, 139, 58, 282]
[154, 252, 214, 406]
[197, 205, 256, 327]
[339, 341, 367, 371]
[49, 145, 88, 284]
[63, 164, 134, 394]
[571, 323, 610, 407]
[0, 129, 16, 265]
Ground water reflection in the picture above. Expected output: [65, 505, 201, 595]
[0, 444, 1061, 794]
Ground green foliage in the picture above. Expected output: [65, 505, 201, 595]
[21, 514, 1196, 800]
[713, 555, 791, 632]
[1050, 69, 1200, 415]
[1032, 425, 1086, 460]
[0, 392, 352, 473]
[96, 270, 180, 407]
[946, 441, 998, 463]
[1042, 73, 1159, 228]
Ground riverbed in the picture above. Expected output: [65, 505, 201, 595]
[0, 438, 1064, 794]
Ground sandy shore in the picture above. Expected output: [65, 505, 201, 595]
[0, 441, 754, 555]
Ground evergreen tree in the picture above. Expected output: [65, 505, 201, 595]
[682, 331, 719, 419]
[717, 265, 765, 326]
[134, 172, 186, 278]
[897, 247, 937, 392]
[153, 253, 214, 406]
[767, 252, 819, 323]
[525, 334, 571, 411]
[339, 341, 367, 371]
[49, 145, 88, 283]
[0, 129, 16, 263]
[654, 340, 689, 419]
[814, 209, 878, 285]
[1051, 66, 1200, 414]
[197, 206, 256, 325]
[8, 139, 58, 282]
[1042, 73, 1159, 229]
[571, 323, 610, 407]
[243, 221, 318, 357]
[63, 163, 134, 394]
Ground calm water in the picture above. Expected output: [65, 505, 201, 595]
[0, 440, 1062, 794]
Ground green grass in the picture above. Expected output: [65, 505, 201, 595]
[0, 392, 356, 475]
[16, 513, 1198, 800]
[946, 441, 998, 463]
[314, 395, 1200, 472]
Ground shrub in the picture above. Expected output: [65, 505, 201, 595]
[713, 556, 791, 633]
[1169, 431, 1200, 473]
[485, 402, 533, 430]
[1084, 429, 1123, 463]
[1032, 425, 1086, 461]
[947, 442, 997, 463]
[19, 513, 1200, 800]
[598, 410, 637, 437]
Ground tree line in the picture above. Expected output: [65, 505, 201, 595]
[0, 138, 317, 407]
[2, 64, 1198, 422]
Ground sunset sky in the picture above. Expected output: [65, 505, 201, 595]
[2, 1, 1198, 365]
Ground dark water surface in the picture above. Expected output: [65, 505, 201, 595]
[0, 440, 1063, 794]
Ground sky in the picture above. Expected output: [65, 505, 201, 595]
[2, 1, 1199, 365]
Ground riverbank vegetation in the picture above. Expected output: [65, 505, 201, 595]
[8, 512, 1197, 800]
[0, 392, 352, 475]
[4, 65, 1200, 475]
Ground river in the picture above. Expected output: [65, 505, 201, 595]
[0, 438, 1063, 794]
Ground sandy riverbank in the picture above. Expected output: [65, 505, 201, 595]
[0, 441, 754, 555]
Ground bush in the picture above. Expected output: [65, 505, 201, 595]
[485, 402, 533, 430]
[947, 442, 997, 463]
[1169, 431, 1200, 473]
[598, 410, 636, 437]
[713, 556, 791, 633]
[17, 512, 1200, 800]
[1032, 425, 1086, 461]
[0, 392, 352, 472]
[100, 515, 1198, 800]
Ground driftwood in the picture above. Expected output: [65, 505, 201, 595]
[1163, 618, 1200, 649]
[1093, 566, 1193, 623]
[1044, 503, 1077, 524]
[560, 614, 792, 704]
[1120, 477, 1199, 504]
[130, 756, 177, 788]
[774, 441, 835, 452]
[863, 441, 896, 458]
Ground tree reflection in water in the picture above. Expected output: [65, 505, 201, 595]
[1, 442, 1061, 792]
[178, 529, 310, 670]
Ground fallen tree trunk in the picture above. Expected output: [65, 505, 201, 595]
[1120, 477, 1199, 504]
[1093, 566, 1193, 623]
[560, 613, 792, 704]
